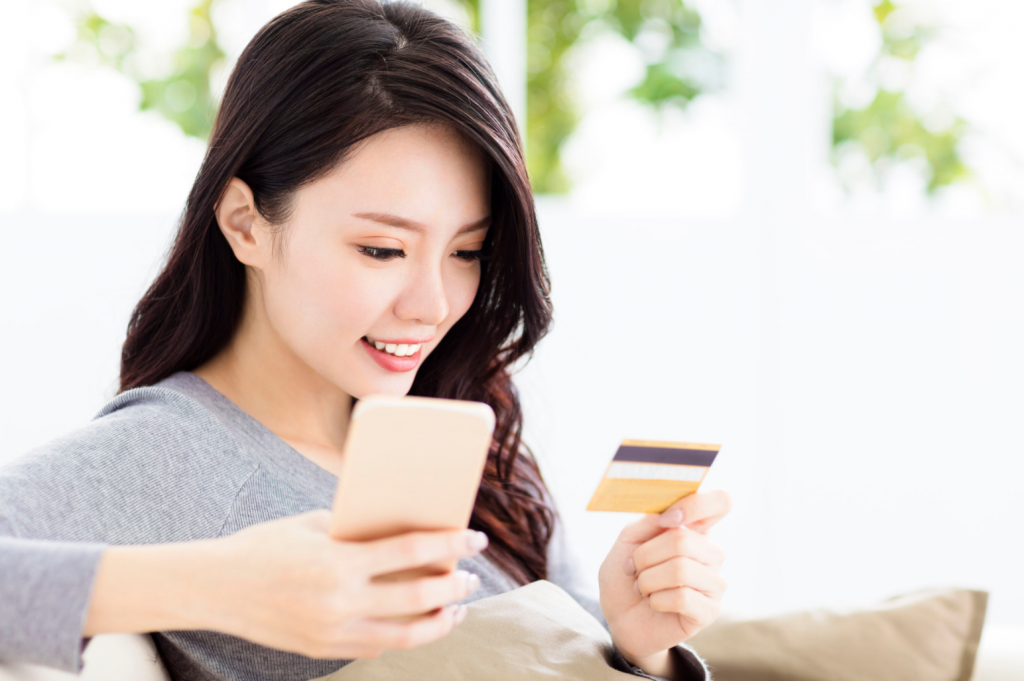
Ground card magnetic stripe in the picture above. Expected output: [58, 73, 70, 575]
[613, 445, 719, 467]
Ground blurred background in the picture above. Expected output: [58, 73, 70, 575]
[2, 0, 1022, 629]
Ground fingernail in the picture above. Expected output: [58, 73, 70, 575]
[462, 571, 480, 595]
[633, 579, 642, 597]
[623, 556, 636, 576]
[453, 604, 468, 625]
[659, 509, 684, 527]
[465, 530, 489, 552]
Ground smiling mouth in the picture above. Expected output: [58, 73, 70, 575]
[362, 336, 423, 357]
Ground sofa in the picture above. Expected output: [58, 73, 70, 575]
[1, 581, 1022, 681]
[0, 618, 1022, 680]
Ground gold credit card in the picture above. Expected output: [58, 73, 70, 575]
[586, 439, 721, 514]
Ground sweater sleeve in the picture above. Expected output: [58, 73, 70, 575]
[0, 387, 257, 672]
[0, 438, 112, 673]
[545, 511, 711, 681]
[0, 531, 106, 671]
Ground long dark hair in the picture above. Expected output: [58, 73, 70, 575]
[120, 0, 555, 584]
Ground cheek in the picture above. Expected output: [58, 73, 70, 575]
[262, 246, 381, 361]
[444, 265, 482, 327]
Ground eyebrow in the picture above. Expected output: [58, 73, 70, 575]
[351, 212, 491, 235]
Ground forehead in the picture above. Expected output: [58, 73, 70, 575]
[300, 123, 491, 222]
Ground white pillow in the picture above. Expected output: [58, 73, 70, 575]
[0, 634, 169, 681]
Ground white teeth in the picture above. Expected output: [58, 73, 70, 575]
[366, 337, 422, 357]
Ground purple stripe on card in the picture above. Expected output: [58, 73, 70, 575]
[613, 445, 718, 467]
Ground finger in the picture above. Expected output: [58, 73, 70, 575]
[357, 529, 489, 576]
[659, 490, 732, 534]
[359, 603, 467, 650]
[368, 570, 481, 617]
[648, 586, 720, 629]
[299, 508, 332, 531]
[631, 525, 724, 573]
[636, 557, 727, 599]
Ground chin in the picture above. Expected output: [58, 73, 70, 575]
[351, 373, 417, 399]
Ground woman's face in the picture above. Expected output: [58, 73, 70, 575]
[244, 123, 491, 398]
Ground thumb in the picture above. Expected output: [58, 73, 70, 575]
[615, 504, 688, 547]
[615, 513, 666, 548]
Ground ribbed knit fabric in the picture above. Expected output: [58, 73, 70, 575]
[0, 371, 708, 680]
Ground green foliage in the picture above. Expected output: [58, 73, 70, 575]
[56, 0, 224, 140]
[461, 0, 481, 33]
[521, 0, 717, 193]
[454, 0, 718, 193]
[833, 91, 968, 192]
[524, 0, 584, 194]
[832, 0, 970, 193]
[57, 0, 716, 194]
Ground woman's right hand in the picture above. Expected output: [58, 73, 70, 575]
[198, 509, 487, 659]
[84, 510, 486, 657]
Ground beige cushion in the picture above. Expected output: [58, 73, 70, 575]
[687, 588, 988, 681]
[317, 580, 638, 681]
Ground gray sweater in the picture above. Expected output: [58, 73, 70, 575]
[0, 371, 709, 680]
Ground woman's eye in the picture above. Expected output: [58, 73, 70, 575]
[358, 245, 406, 261]
[453, 249, 485, 262]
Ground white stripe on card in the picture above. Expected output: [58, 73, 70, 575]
[606, 462, 707, 482]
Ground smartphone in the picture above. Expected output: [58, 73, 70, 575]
[328, 394, 495, 582]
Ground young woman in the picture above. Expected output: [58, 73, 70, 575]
[0, 1, 730, 680]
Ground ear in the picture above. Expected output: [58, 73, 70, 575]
[214, 177, 269, 269]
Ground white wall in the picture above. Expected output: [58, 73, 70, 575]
[0, 216, 177, 451]
[520, 200, 1024, 627]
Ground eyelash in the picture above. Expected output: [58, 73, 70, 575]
[357, 246, 405, 261]
[357, 246, 487, 262]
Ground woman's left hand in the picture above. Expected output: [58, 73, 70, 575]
[598, 490, 731, 676]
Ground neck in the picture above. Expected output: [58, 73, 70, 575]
[193, 277, 353, 474]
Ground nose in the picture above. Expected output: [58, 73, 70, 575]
[393, 260, 450, 326]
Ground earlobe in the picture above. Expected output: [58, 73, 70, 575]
[214, 177, 264, 268]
